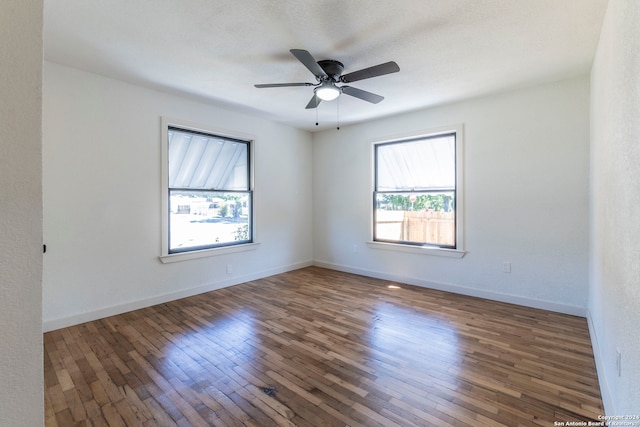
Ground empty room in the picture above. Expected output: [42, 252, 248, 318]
[2, 0, 639, 426]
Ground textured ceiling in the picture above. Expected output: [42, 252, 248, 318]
[44, 0, 609, 131]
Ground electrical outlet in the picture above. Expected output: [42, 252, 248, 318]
[503, 262, 511, 273]
[226, 264, 233, 275]
[616, 348, 622, 377]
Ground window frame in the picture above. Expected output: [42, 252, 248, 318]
[368, 125, 465, 258]
[160, 117, 258, 263]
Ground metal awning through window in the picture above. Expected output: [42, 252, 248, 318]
[376, 134, 455, 192]
[168, 128, 249, 191]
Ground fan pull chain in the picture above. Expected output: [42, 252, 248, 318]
[315, 104, 318, 126]
[336, 96, 340, 130]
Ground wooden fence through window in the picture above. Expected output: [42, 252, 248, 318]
[375, 210, 455, 246]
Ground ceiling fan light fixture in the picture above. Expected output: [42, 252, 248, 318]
[315, 82, 341, 101]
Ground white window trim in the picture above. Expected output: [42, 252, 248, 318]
[159, 117, 258, 263]
[365, 241, 465, 258]
[369, 124, 466, 258]
[159, 242, 260, 264]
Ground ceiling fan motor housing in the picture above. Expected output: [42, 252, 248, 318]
[318, 60, 344, 81]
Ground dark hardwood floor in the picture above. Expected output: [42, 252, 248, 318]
[44, 266, 603, 426]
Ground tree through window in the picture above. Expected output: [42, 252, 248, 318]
[166, 126, 252, 253]
[374, 131, 458, 248]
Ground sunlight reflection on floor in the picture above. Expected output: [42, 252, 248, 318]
[160, 308, 258, 379]
[369, 302, 461, 372]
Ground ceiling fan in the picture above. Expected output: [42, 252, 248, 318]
[255, 49, 400, 109]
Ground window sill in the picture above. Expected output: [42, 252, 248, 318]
[366, 241, 466, 258]
[159, 242, 260, 264]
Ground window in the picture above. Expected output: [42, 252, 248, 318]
[373, 128, 462, 250]
[163, 124, 252, 255]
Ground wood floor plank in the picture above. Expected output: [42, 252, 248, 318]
[44, 266, 604, 426]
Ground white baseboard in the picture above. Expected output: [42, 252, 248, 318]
[42, 260, 313, 332]
[313, 260, 587, 317]
[44, 258, 586, 328]
[586, 309, 614, 415]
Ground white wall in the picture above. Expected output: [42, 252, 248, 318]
[313, 76, 591, 314]
[43, 62, 313, 330]
[0, 1, 44, 426]
[589, 0, 640, 414]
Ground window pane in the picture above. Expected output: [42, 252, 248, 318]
[374, 191, 455, 247]
[169, 190, 251, 253]
[168, 128, 248, 190]
[376, 134, 455, 191]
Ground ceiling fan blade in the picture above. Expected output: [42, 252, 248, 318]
[305, 94, 322, 109]
[254, 82, 315, 88]
[341, 86, 384, 104]
[290, 49, 328, 78]
[340, 61, 400, 83]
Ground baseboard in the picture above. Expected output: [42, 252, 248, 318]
[42, 260, 313, 332]
[586, 309, 615, 415]
[313, 260, 587, 317]
[43, 258, 586, 329]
